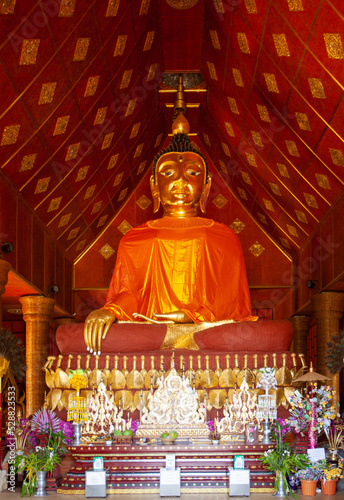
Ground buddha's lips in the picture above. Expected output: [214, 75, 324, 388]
[171, 188, 189, 197]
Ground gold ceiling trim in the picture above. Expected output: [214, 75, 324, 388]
[165, 0, 199, 9]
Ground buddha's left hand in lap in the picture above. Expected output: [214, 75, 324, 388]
[133, 310, 193, 324]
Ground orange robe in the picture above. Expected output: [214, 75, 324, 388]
[104, 217, 253, 323]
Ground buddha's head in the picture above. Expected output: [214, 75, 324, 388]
[151, 132, 211, 217]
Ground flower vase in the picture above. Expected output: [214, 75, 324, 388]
[321, 479, 337, 496]
[35, 471, 47, 497]
[300, 479, 317, 496]
[328, 448, 339, 466]
[262, 421, 272, 444]
[72, 422, 82, 446]
[275, 470, 286, 497]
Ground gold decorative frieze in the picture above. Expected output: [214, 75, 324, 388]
[329, 148, 344, 166]
[304, 193, 319, 209]
[73, 38, 90, 61]
[242, 171, 252, 185]
[136, 195, 151, 210]
[270, 182, 281, 196]
[166, 0, 199, 8]
[323, 33, 344, 59]
[219, 159, 227, 173]
[285, 140, 299, 157]
[221, 142, 231, 156]
[203, 132, 211, 146]
[137, 161, 147, 175]
[147, 63, 157, 82]
[1, 124, 20, 146]
[134, 143, 144, 158]
[59, 0, 76, 16]
[315, 173, 330, 189]
[19, 39, 40, 65]
[65, 142, 80, 161]
[106, 0, 119, 16]
[209, 29, 221, 50]
[277, 162, 289, 178]
[232, 68, 244, 87]
[264, 73, 279, 93]
[227, 97, 239, 114]
[35, 177, 50, 194]
[76, 239, 86, 251]
[130, 122, 141, 139]
[139, 0, 150, 15]
[256, 104, 270, 122]
[101, 132, 114, 150]
[237, 187, 247, 200]
[38, 82, 57, 105]
[263, 198, 274, 211]
[58, 213, 71, 228]
[84, 184, 96, 199]
[113, 172, 123, 186]
[287, 224, 298, 237]
[280, 237, 291, 249]
[108, 154, 119, 170]
[113, 35, 127, 57]
[154, 134, 163, 148]
[20, 153, 37, 172]
[287, 0, 303, 10]
[249, 242, 265, 257]
[244, 0, 257, 14]
[258, 213, 267, 224]
[48, 197, 62, 212]
[118, 187, 128, 201]
[75, 165, 89, 182]
[214, 0, 224, 13]
[0, 0, 16, 14]
[207, 61, 217, 80]
[308, 78, 326, 99]
[91, 201, 103, 215]
[97, 215, 108, 228]
[295, 210, 308, 223]
[53, 115, 70, 136]
[295, 112, 311, 131]
[67, 227, 80, 240]
[225, 122, 235, 137]
[117, 220, 132, 235]
[125, 98, 137, 117]
[94, 107, 108, 125]
[213, 193, 228, 209]
[246, 153, 257, 167]
[251, 130, 263, 147]
[237, 33, 250, 54]
[100, 243, 115, 259]
[120, 69, 132, 89]
[230, 218, 245, 234]
[143, 31, 155, 51]
[272, 34, 290, 57]
[84, 76, 100, 97]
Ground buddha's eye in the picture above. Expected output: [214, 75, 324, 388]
[160, 169, 174, 177]
[186, 169, 201, 177]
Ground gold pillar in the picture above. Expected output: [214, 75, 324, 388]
[0, 260, 12, 327]
[289, 315, 312, 357]
[19, 295, 55, 417]
[311, 292, 344, 406]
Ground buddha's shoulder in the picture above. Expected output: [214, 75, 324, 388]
[144, 217, 224, 230]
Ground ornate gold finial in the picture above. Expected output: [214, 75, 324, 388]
[172, 75, 190, 135]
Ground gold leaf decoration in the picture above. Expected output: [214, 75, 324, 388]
[272, 34, 290, 57]
[65, 142, 80, 161]
[230, 218, 246, 234]
[214, 0, 224, 13]
[94, 107, 108, 125]
[106, 0, 120, 17]
[73, 38, 90, 61]
[244, 0, 257, 14]
[108, 154, 119, 170]
[120, 69, 133, 89]
[249, 241, 265, 257]
[232, 68, 244, 87]
[53, 116, 70, 136]
[136, 195, 151, 210]
[285, 140, 299, 157]
[277, 163, 289, 178]
[154, 134, 163, 148]
[118, 187, 128, 201]
[67, 227, 80, 240]
[19, 39, 40, 65]
[207, 61, 217, 80]
[1, 124, 20, 146]
[113, 172, 123, 186]
[296, 112, 311, 131]
[228, 97, 239, 114]
[130, 123, 141, 139]
[246, 153, 257, 167]
[287, 0, 303, 11]
[101, 132, 114, 150]
[323, 33, 344, 59]
[257, 104, 270, 122]
[20, 153, 37, 172]
[58, 213, 71, 228]
[0, 0, 16, 14]
[258, 213, 267, 225]
[97, 215, 108, 228]
[304, 193, 319, 209]
[166, 0, 199, 8]
[329, 148, 344, 166]
[76, 239, 86, 251]
[91, 201, 103, 215]
[280, 237, 291, 249]
[242, 171, 252, 185]
[237, 187, 247, 200]
[134, 143, 144, 158]
[100, 243, 115, 259]
[237, 33, 250, 54]
[125, 98, 137, 117]
[270, 182, 281, 196]
[264, 73, 279, 93]
[295, 210, 308, 223]
[315, 173, 330, 189]
[48, 197, 62, 212]
[263, 198, 274, 211]
[251, 130, 263, 147]
[217, 160, 226, 174]
[147, 63, 157, 82]
[308, 78, 326, 99]
[221, 142, 231, 156]
[75, 166, 89, 182]
[209, 29, 221, 50]
[143, 31, 155, 51]
[212, 193, 228, 209]
[84, 184, 96, 200]
[203, 133, 211, 146]
[287, 224, 298, 237]
[139, 0, 150, 15]
[117, 220, 132, 235]
[225, 122, 235, 137]
[35, 177, 50, 194]
[38, 82, 57, 105]
[84, 76, 100, 97]
[59, 0, 76, 17]
[113, 35, 128, 57]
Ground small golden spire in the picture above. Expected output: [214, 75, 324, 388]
[172, 75, 190, 135]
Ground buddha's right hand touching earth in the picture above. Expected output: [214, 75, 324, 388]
[84, 309, 117, 354]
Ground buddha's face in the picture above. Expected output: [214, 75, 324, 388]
[151, 151, 211, 217]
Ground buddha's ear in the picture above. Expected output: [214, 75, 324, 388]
[150, 175, 160, 213]
[200, 176, 211, 214]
